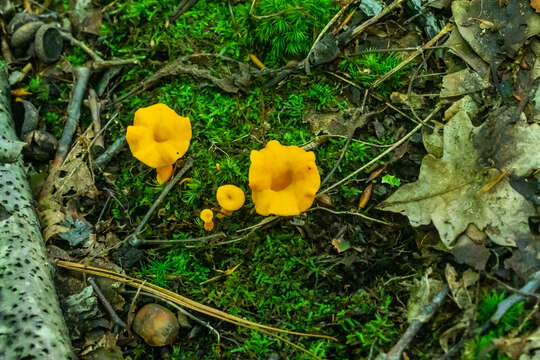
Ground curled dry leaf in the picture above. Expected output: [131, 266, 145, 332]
[378, 97, 540, 248]
[39, 127, 99, 241]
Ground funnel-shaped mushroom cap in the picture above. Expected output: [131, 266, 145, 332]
[200, 209, 214, 231]
[126, 103, 192, 170]
[200, 209, 214, 222]
[216, 185, 245, 212]
[249, 140, 320, 216]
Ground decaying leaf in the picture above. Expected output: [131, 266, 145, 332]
[451, 235, 490, 271]
[452, 0, 540, 66]
[443, 29, 489, 78]
[445, 264, 478, 310]
[39, 127, 99, 241]
[439, 68, 491, 98]
[378, 98, 540, 248]
[332, 237, 351, 253]
[407, 271, 445, 323]
[439, 264, 479, 352]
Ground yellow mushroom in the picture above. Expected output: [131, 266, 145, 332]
[216, 185, 245, 216]
[200, 209, 214, 231]
[249, 140, 320, 216]
[126, 103, 192, 184]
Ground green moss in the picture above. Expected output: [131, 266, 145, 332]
[461, 290, 528, 360]
[246, 0, 337, 66]
[339, 52, 410, 95]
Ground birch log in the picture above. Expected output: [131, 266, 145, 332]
[0, 62, 74, 359]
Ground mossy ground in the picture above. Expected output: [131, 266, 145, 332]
[24, 0, 535, 359]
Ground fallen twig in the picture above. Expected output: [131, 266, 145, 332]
[371, 23, 453, 90]
[89, 278, 127, 328]
[94, 134, 126, 171]
[437, 271, 540, 360]
[351, 0, 406, 40]
[320, 104, 442, 194]
[381, 285, 449, 360]
[308, 206, 393, 226]
[57, 260, 336, 359]
[321, 109, 381, 186]
[128, 158, 194, 246]
[60, 31, 103, 62]
[169, 0, 199, 22]
[491, 272, 540, 324]
[130, 232, 226, 247]
[54, 66, 91, 167]
[86, 89, 104, 149]
[304, 2, 350, 74]
[60, 30, 138, 69]
[127, 290, 222, 342]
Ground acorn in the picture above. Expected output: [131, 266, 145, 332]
[133, 303, 180, 347]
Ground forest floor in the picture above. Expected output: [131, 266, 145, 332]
[3, 0, 540, 359]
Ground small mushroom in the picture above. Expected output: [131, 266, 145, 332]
[133, 303, 179, 347]
[216, 185, 245, 216]
[126, 104, 192, 184]
[249, 140, 320, 216]
[200, 209, 214, 231]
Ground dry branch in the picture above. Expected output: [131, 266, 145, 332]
[54, 66, 91, 167]
[0, 62, 74, 359]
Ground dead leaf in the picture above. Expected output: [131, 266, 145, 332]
[378, 100, 540, 248]
[452, 0, 540, 66]
[451, 235, 490, 271]
[443, 28, 489, 79]
[407, 272, 445, 323]
[440, 68, 491, 98]
[332, 237, 351, 253]
[439, 264, 479, 352]
[445, 264, 479, 309]
[303, 111, 348, 136]
[39, 127, 99, 241]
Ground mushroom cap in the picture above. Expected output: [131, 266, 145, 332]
[216, 185, 245, 212]
[249, 140, 320, 216]
[200, 209, 214, 222]
[126, 104, 192, 169]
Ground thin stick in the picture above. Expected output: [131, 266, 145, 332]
[169, 0, 199, 21]
[128, 158, 194, 246]
[86, 89, 104, 148]
[351, 0, 406, 39]
[308, 206, 393, 225]
[321, 110, 380, 186]
[126, 290, 221, 342]
[320, 104, 442, 194]
[491, 272, 540, 324]
[486, 273, 540, 299]
[60, 31, 138, 69]
[56, 261, 338, 341]
[304, 3, 350, 74]
[94, 135, 126, 170]
[384, 285, 449, 360]
[60, 31, 103, 62]
[370, 23, 453, 89]
[133, 233, 226, 246]
[54, 66, 91, 166]
[89, 278, 127, 328]
[437, 271, 540, 360]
